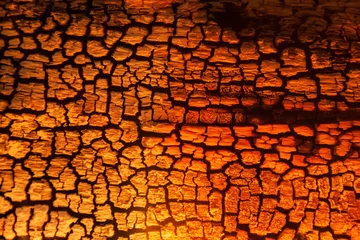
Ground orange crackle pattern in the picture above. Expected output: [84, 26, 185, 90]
[1, 0, 360, 239]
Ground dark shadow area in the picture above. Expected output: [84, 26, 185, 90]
[202, 1, 263, 31]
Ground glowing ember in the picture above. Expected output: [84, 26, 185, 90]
[1, 0, 360, 239]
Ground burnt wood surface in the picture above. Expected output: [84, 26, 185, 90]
[1, 0, 360, 239]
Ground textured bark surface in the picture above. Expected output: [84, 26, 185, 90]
[1, 0, 360, 239]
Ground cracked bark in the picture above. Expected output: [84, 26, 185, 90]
[1, 0, 360, 239]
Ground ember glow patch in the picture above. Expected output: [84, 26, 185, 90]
[1, 0, 360, 239]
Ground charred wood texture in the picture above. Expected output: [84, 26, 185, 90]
[1, 0, 360, 239]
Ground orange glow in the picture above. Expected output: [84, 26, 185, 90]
[1, 0, 360, 239]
